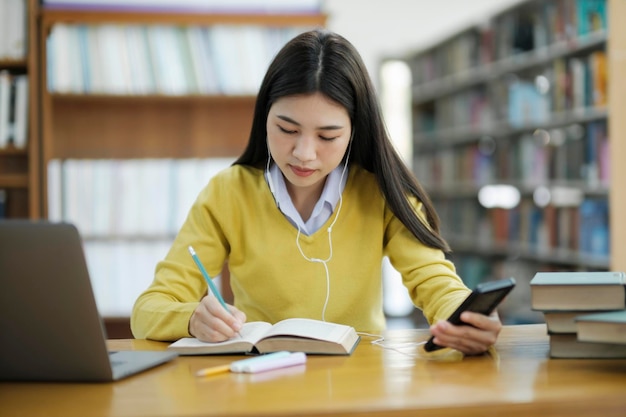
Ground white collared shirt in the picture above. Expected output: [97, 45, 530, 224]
[268, 163, 348, 236]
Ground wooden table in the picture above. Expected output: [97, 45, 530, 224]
[1, 324, 625, 417]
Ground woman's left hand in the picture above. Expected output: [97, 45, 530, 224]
[428, 311, 502, 355]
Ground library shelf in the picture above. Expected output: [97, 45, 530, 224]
[403, 0, 616, 323]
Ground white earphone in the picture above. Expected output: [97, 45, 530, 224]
[266, 142, 276, 196]
[266, 137, 352, 321]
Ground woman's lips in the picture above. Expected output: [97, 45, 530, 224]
[290, 165, 315, 177]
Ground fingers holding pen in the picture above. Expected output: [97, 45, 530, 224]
[229, 305, 247, 328]
[186, 246, 246, 342]
[190, 294, 246, 342]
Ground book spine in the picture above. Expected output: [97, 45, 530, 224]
[12, 75, 28, 149]
[0, 189, 6, 219]
[0, 0, 27, 60]
[0, 70, 11, 148]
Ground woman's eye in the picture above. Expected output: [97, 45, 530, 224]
[277, 124, 338, 141]
[278, 126, 296, 134]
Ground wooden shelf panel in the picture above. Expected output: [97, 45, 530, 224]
[0, 59, 27, 69]
[0, 147, 29, 156]
[47, 94, 255, 159]
[0, 174, 28, 188]
[0, 152, 28, 177]
[49, 93, 257, 104]
[41, 8, 327, 28]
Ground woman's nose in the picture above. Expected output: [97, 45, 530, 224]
[292, 135, 316, 162]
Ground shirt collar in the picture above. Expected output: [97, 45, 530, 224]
[269, 163, 347, 212]
[269, 163, 349, 234]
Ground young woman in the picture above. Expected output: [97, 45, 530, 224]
[131, 29, 502, 355]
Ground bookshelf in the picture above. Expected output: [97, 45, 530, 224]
[39, 8, 327, 210]
[38, 3, 326, 336]
[0, 0, 41, 219]
[404, 0, 615, 324]
[608, 0, 626, 273]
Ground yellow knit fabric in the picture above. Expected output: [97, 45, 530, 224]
[131, 164, 470, 341]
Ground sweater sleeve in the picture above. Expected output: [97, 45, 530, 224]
[383, 200, 471, 325]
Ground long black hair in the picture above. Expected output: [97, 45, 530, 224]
[234, 29, 449, 252]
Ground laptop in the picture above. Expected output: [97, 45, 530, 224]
[0, 220, 178, 382]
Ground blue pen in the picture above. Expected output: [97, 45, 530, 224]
[188, 245, 231, 314]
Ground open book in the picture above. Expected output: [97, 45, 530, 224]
[167, 318, 360, 355]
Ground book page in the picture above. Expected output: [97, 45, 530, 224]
[261, 318, 351, 342]
[231, 321, 274, 344]
[168, 321, 272, 354]
[199, 321, 274, 345]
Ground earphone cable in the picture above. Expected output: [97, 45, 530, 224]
[271, 138, 352, 322]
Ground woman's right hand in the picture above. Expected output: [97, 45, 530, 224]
[189, 293, 246, 342]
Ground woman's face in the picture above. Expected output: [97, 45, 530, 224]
[266, 92, 352, 199]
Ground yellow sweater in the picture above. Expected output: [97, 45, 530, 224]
[131, 164, 470, 341]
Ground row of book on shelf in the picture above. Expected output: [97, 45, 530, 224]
[84, 238, 175, 317]
[409, 0, 607, 85]
[46, 23, 311, 96]
[0, 0, 27, 61]
[0, 71, 29, 149]
[52, 156, 608, 257]
[530, 271, 626, 358]
[47, 157, 236, 316]
[47, 157, 235, 237]
[498, 0, 607, 66]
[415, 120, 609, 188]
[415, 48, 607, 133]
[507, 49, 606, 128]
[437, 194, 609, 259]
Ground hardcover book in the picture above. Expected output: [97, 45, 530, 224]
[543, 310, 622, 334]
[530, 271, 626, 311]
[543, 311, 605, 334]
[167, 318, 360, 356]
[549, 333, 626, 359]
[576, 310, 626, 345]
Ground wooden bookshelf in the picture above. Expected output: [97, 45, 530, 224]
[39, 7, 326, 214]
[0, 0, 41, 219]
[36, 5, 326, 337]
[608, 0, 625, 272]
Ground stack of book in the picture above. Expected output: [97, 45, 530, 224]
[530, 271, 626, 358]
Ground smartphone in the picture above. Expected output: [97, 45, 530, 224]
[423, 277, 516, 352]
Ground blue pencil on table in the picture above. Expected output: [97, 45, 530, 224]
[187, 245, 231, 314]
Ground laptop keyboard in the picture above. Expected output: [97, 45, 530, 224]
[109, 352, 125, 366]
